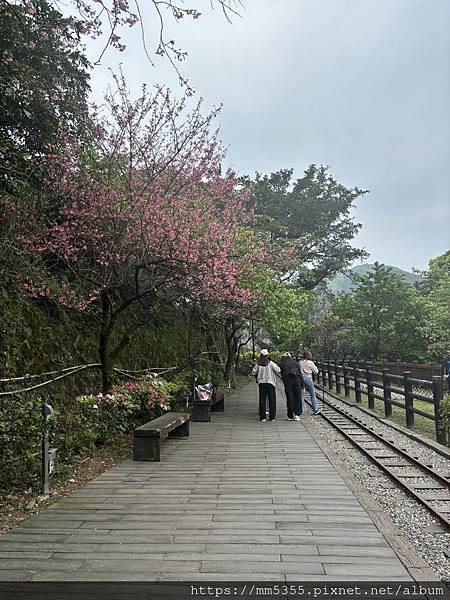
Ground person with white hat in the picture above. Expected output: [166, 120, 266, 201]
[252, 349, 281, 421]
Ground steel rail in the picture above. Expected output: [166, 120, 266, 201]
[314, 388, 450, 530]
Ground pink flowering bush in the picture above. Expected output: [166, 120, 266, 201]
[68, 375, 174, 453]
[0, 375, 185, 490]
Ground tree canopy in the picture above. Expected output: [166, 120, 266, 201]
[0, 0, 91, 186]
[247, 165, 368, 289]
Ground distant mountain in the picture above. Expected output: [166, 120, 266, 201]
[328, 264, 423, 294]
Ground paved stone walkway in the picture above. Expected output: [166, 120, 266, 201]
[0, 383, 419, 581]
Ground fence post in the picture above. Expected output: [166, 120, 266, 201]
[432, 376, 447, 445]
[327, 361, 333, 390]
[383, 368, 392, 417]
[354, 367, 362, 403]
[367, 368, 374, 409]
[335, 361, 341, 394]
[316, 362, 321, 385]
[404, 371, 414, 428]
[343, 364, 350, 398]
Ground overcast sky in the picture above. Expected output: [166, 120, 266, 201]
[88, 0, 449, 272]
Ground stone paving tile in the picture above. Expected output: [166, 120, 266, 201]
[158, 573, 286, 581]
[0, 543, 98, 553]
[0, 559, 83, 571]
[50, 552, 166, 561]
[317, 545, 397, 556]
[83, 559, 200, 573]
[31, 572, 160, 581]
[0, 570, 35, 581]
[174, 535, 281, 544]
[0, 383, 416, 582]
[282, 555, 398, 564]
[200, 561, 325, 575]
[204, 544, 319, 555]
[278, 535, 386, 546]
[323, 563, 410, 577]
[0, 553, 53, 559]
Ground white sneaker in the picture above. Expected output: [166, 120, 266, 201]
[293, 415, 301, 421]
[313, 408, 322, 415]
[270, 419, 276, 422]
[286, 417, 293, 421]
[261, 419, 266, 422]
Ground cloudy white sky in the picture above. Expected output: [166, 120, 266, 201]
[88, 0, 449, 272]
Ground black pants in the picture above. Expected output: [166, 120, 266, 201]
[284, 375, 302, 418]
[259, 383, 276, 420]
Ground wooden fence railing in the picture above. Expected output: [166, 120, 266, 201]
[330, 359, 440, 381]
[315, 360, 447, 445]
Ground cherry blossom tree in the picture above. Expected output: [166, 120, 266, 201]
[24, 79, 261, 391]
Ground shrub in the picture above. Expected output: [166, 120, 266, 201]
[0, 374, 174, 492]
[0, 395, 43, 491]
[236, 351, 256, 375]
[439, 392, 450, 437]
[236, 350, 286, 376]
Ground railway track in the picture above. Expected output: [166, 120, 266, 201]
[312, 387, 450, 531]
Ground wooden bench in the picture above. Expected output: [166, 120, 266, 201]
[133, 412, 190, 462]
[192, 388, 225, 421]
[211, 389, 224, 412]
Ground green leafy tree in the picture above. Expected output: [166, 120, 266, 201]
[418, 251, 450, 360]
[0, 0, 91, 187]
[246, 165, 368, 289]
[257, 284, 309, 351]
[303, 289, 352, 359]
[334, 263, 427, 360]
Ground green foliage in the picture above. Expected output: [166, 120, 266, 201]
[0, 375, 175, 491]
[306, 264, 427, 361]
[0, 395, 43, 490]
[247, 165, 368, 288]
[338, 263, 427, 360]
[268, 350, 283, 364]
[236, 351, 255, 375]
[0, 0, 91, 186]
[439, 391, 450, 433]
[417, 251, 450, 360]
[260, 285, 309, 350]
[236, 350, 285, 376]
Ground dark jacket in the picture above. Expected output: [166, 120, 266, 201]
[280, 357, 304, 386]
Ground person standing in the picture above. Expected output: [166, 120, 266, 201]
[280, 352, 304, 421]
[252, 349, 281, 421]
[441, 350, 450, 393]
[300, 351, 321, 415]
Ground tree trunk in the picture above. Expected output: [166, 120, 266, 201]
[251, 320, 256, 360]
[223, 318, 239, 388]
[99, 330, 112, 393]
[99, 291, 114, 393]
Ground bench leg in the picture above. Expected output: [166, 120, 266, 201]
[169, 420, 190, 437]
[211, 399, 224, 412]
[211, 392, 225, 412]
[192, 400, 210, 422]
[133, 436, 160, 461]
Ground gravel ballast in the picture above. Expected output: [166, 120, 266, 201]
[305, 391, 450, 582]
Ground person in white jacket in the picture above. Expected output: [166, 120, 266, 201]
[299, 351, 321, 414]
[252, 349, 281, 421]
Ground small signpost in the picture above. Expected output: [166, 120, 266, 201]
[41, 401, 55, 496]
